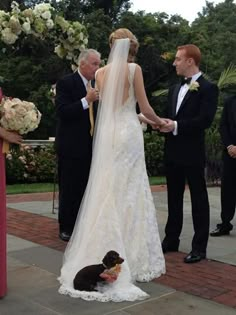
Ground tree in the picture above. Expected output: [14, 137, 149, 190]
[117, 11, 191, 115]
[0, 0, 11, 11]
[191, 0, 236, 80]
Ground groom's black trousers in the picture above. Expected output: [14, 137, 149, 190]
[57, 156, 91, 233]
[165, 163, 209, 253]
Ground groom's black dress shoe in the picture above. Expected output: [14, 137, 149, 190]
[184, 251, 206, 263]
[59, 231, 71, 242]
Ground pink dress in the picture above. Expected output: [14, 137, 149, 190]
[0, 139, 7, 297]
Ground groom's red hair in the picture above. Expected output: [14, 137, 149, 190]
[178, 44, 201, 67]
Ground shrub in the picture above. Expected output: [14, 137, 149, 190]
[205, 107, 223, 185]
[144, 131, 165, 177]
[6, 144, 56, 184]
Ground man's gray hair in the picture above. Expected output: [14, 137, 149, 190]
[78, 49, 100, 66]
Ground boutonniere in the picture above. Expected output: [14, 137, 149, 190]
[188, 81, 200, 91]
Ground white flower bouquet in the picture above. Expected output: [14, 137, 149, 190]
[0, 97, 41, 135]
[0, 97, 41, 153]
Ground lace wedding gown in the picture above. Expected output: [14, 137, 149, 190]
[58, 63, 165, 302]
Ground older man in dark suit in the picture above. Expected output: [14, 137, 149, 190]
[210, 96, 236, 237]
[160, 44, 219, 263]
[55, 49, 101, 241]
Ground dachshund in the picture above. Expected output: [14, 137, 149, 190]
[73, 250, 124, 291]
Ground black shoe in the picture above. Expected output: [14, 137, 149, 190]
[210, 227, 231, 237]
[59, 231, 71, 242]
[162, 240, 179, 253]
[184, 251, 206, 263]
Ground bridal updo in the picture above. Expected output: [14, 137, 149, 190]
[109, 28, 139, 62]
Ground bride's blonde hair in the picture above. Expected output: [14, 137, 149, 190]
[109, 28, 139, 62]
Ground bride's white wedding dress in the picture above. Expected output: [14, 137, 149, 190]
[58, 58, 165, 302]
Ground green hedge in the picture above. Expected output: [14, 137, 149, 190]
[5, 123, 222, 184]
[144, 131, 165, 177]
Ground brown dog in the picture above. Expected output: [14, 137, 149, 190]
[73, 250, 124, 291]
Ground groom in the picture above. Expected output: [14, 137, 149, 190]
[160, 44, 219, 263]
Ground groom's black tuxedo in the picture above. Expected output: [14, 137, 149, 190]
[55, 72, 94, 235]
[163, 75, 219, 254]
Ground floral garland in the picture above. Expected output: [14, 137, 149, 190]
[0, 1, 88, 64]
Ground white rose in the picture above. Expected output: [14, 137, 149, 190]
[46, 19, 54, 29]
[1, 28, 18, 45]
[41, 11, 51, 20]
[22, 22, 31, 34]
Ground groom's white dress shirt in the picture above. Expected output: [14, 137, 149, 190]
[173, 72, 202, 135]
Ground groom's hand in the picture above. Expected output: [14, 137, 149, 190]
[159, 119, 175, 133]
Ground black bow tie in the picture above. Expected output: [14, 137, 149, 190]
[181, 77, 191, 85]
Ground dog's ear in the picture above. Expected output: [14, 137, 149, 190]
[102, 253, 110, 267]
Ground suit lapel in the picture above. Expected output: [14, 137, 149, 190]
[73, 72, 87, 96]
[171, 84, 181, 118]
[177, 90, 191, 114]
[176, 75, 203, 116]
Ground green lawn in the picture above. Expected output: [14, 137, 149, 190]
[6, 177, 166, 194]
[6, 182, 56, 194]
[149, 176, 166, 185]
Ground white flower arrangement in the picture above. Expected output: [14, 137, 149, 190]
[188, 81, 200, 91]
[0, 97, 41, 135]
[0, 1, 88, 64]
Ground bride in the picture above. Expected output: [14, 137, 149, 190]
[58, 28, 166, 302]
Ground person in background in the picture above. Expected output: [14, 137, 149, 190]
[55, 49, 101, 242]
[210, 96, 236, 236]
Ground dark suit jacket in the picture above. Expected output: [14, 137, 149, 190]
[164, 75, 219, 166]
[220, 95, 236, 150]
[55, 72, 92, 159]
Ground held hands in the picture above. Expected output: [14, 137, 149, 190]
[86, 87, 99, 103]
[151, 118, 175, 133]
[227, 145, 236, 159]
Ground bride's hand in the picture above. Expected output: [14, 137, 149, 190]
[151, 118, 167, 130]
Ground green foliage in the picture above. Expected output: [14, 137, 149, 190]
[191, 0, 236, 80]
[6, 144, 56, 184]
[217, 64, 236, 92]
[0, 54, 66, 138]
[205, 107, 223, 184]
[144, 131, 165, 176]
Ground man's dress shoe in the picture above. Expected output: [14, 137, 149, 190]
[184, 251, 206, 263]
[59, 231, 71, 242]
[210, 224, 232, 237]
